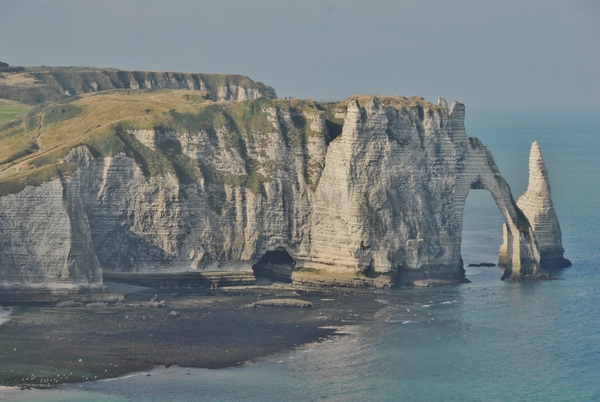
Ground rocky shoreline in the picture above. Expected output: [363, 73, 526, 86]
[0, 283, 394, 389]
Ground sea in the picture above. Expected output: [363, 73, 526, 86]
[2, 106, 599, 401]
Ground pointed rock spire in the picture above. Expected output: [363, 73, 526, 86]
[517, 141, 571, 268]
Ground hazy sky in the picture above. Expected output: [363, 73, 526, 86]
[1, 0, 599, 108]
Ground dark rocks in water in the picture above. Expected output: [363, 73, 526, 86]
[467, 262, 496, 267]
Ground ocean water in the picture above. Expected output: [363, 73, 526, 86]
[2, 106, 599, 401]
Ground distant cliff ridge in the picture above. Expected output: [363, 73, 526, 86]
[0, 69, 569, 301]
[0, 66, 277, 104]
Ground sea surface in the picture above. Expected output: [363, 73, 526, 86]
[2, 106, 599, 401]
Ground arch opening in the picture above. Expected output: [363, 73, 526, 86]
[252, 248, 296, 282]
[461, 189, 505, 281]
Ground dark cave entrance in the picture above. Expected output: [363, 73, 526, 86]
[252, 248, 296, 282]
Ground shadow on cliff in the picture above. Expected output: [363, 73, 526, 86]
[93, 229, 176, 273]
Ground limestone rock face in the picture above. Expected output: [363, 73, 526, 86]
[505, 142, 570, 269]
[0, 174, 107, 302]
[0, 68, 277, 104]
[0, 96, 556, 298]
[305, 98, 542, 284]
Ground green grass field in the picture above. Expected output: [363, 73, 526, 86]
[0, 106, 29, 127]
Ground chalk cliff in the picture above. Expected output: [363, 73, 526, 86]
[0, 175, 122, 302]
[500, 141, 570, 269]
[0, 67, 277, 104]
[0, 87, 560, 300]
[305, 97, 543, 285]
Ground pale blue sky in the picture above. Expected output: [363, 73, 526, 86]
[1, 0, 599, 107]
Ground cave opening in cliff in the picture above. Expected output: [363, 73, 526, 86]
[461, 189, 505, 280]
[252, 248, 296, 282]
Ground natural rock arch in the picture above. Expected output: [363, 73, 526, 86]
[0, 93, 568, 300]
[302, 97, 547, 285]
[453, 138, 542, 281]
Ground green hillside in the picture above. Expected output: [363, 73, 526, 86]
[0, 104, 29, 126]
[0, 80, 439, 198]
[0, 90, 326, 196]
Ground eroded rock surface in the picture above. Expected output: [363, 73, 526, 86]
[503, 141, 570, 269]
[0, 95, 562, 299]
[0, 67, 277, 104]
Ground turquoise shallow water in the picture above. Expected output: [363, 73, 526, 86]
[2, 107, 599, 401]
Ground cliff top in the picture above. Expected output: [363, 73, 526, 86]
[0, 65, 277, 105]
[0, 75, 451, 197]
[0, 90, 331, 195]
[336, 95, 442, 111]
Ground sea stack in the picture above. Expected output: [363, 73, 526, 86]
[514, 142, 571, 269]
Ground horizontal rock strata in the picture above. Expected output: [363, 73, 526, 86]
[0, 93, 562, 299]
[500, 141, 570, 269]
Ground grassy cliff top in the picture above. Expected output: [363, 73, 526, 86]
[0, 90, 327, 196]
[0, 88, 446, 196]
[0, 66, 277, 105]
[0, 102, 30, 126]
[334, 95, 442, 111]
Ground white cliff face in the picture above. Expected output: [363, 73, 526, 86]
[509, 142, 570, 268]
[62, 106, 329, 276]
[306, 97, 543, 284]
[0, 96, 556, 298]
[216, 85, 264, 101]
[0, 173, 106, 300]
[0, 68, 278, 105]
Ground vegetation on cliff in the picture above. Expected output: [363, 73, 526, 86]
[0, 103, 29, 126]
[0, 66, 277, 105]
[0, 67, 443, 198]
[0, 90, 329, 196]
